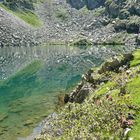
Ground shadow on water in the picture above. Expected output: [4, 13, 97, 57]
[0, 45, 135, 140]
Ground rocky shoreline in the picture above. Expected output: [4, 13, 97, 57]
[35, 49, 140, 139]
[65, 53, 134, 103]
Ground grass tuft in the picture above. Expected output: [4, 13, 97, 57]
[130, 49, 140, 67]
[0, 3, 42, 27]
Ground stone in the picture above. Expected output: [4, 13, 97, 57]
[75, 87, 90, 103]
[64, 94, 70, 103]
[23, 120, 34, 126]
[68, 84, 90, 103]
[123, 128, 131, 137]
[98, 53, 134, 74]
[0, 113, 8, 122]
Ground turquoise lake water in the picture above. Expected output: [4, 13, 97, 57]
[0, 45, 134, 140]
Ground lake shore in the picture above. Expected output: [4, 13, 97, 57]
[35, 49, 140, 140]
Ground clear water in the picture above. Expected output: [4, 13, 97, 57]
[0, 45, 134, 140]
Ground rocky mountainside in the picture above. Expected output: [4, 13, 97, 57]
[36, 49, 140, 140]
[0, 7, 38, 47]
[0, 0, 140, 47]
[67, 0, 105, 10]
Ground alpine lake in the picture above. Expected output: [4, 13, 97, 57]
[0, 45, 135, 140]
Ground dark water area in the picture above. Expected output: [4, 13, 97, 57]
[0, 45, 135, 140]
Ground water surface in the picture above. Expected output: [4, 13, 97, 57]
[0, 45, 134, 140]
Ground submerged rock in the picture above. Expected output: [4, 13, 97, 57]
[23, 120, 34, 126]
[0, 113, 8, 122]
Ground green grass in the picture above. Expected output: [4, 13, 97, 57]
[127, 76, 140, 105]
[55, 8, 68, 21]
[0, 3, 42, 27]
[16, 11, 42, 27]
[35, 49, 140, 140]
[129, 113, 140, 140]
[126, 76, 140, 139]
[94, 81, 117, 96]
[126, 50, 140, 139]
[130, 49, 140, 67]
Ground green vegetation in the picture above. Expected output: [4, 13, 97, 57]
[55, 8, 68, 21]
[80, 6, 90, 15]
[94, 81, 117, 96]
[105, 0, 139, 20]
[2, 0, 35, 11]
[126, 76, 140, 139]
[37, 49, 140, 140]
[0, 2, 42, 27]
[119, 9, 130, 19]
[0, 60, 61, 140]
[130, 50, 140, 67]
[40, 100, 129, 140]
[15, 10, 42, 26]
[94, 7, 105, 17]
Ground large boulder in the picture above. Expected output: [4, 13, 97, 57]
[73, 86, 90, 103]
[98, 53, 134, 74]
[66, 82, 91, 103]
[98, 58, 121, 74]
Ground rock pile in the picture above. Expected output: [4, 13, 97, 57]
[65, 53, 134, 103]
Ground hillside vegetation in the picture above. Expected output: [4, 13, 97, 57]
[36, 49, 140, 140]
[0, 0, 42, 26]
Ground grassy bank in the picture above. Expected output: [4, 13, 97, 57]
[0, 3, 42, 27]
[37, 49, 140, 140]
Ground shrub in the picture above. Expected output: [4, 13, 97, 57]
[114, 20, 127, 32]
[126, 16, 140, 33]
[119, 9, 130, 19]
[56, 8, 68, 21]
[37, 98, 129, 140]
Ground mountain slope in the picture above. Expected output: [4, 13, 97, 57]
[0, 0, 42, 26]
[0, 7, 34, 47]
[0, 0, 139, 47]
